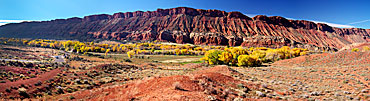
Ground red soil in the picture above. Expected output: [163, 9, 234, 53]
[0, 68, 62, 94]
[268, 50, 369, 100]
[339, 43, 370, 51]
[0, 66, 37, 76]
[46, 66, 265, 100]
[273, 51, 370, 67]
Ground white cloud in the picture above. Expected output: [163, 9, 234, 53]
[310, 21, 355, 28]
[285, 17, 354, 28]
[0, 20, 27, 23]
[0, 23, 7, 26]
[245, 14, 258, 17]
[243, 14, 355, 28]
[0, 20, 30, 26]
[348, 19, 370, 25]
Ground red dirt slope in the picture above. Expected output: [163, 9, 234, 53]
[45, 66, 270, 100]
[272, 51, 370, 68]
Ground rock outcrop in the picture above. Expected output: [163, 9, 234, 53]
[1, 7, 369, 49]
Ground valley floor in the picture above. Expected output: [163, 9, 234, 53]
[0, 44, 369, 100]
[44, 50, 370, 100]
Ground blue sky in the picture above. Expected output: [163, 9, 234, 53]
[1, 0, 369, 28]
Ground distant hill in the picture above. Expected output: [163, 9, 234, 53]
[1, 7, 369, 50]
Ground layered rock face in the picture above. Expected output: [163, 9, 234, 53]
[1, 7, 369, 50]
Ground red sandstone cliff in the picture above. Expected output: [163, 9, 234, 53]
[0, 7, 369, 50]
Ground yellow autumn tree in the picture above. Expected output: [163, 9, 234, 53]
[299, 51, 307, 56]
[237, 55, 261, 67]
[251, 50, 266, 59]
[127, 50, 135, 58]
[351, 48, 359, 52]
[218, 51, 233, 64]
[105, 49, 110, 56]
[200, 50, 223, 65]
[263, 49, 280, 62]
[180, 49, 188, 55]
[175, 49, 181, 55]
[112, 44, 118, 52]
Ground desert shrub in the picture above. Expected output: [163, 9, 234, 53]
[124, 59, 132, 62]
[351, 48, 359, 52]
[237, 55, 261, 67]
[34, 81, 41, 86]
[30, 74, 36, 78]
[363, 46, 370, 51]
[66, 88, 74, 93]
[21, 84, 26, 87]
[69, 96, 75, 99]
[56, 88, 64, 94]
[97, 56, 105, 59]
[75, 79, 82, 84]
[9, 78, 14, 82]
[5, 88, 11, 93]
[18, 87, 30, 98]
